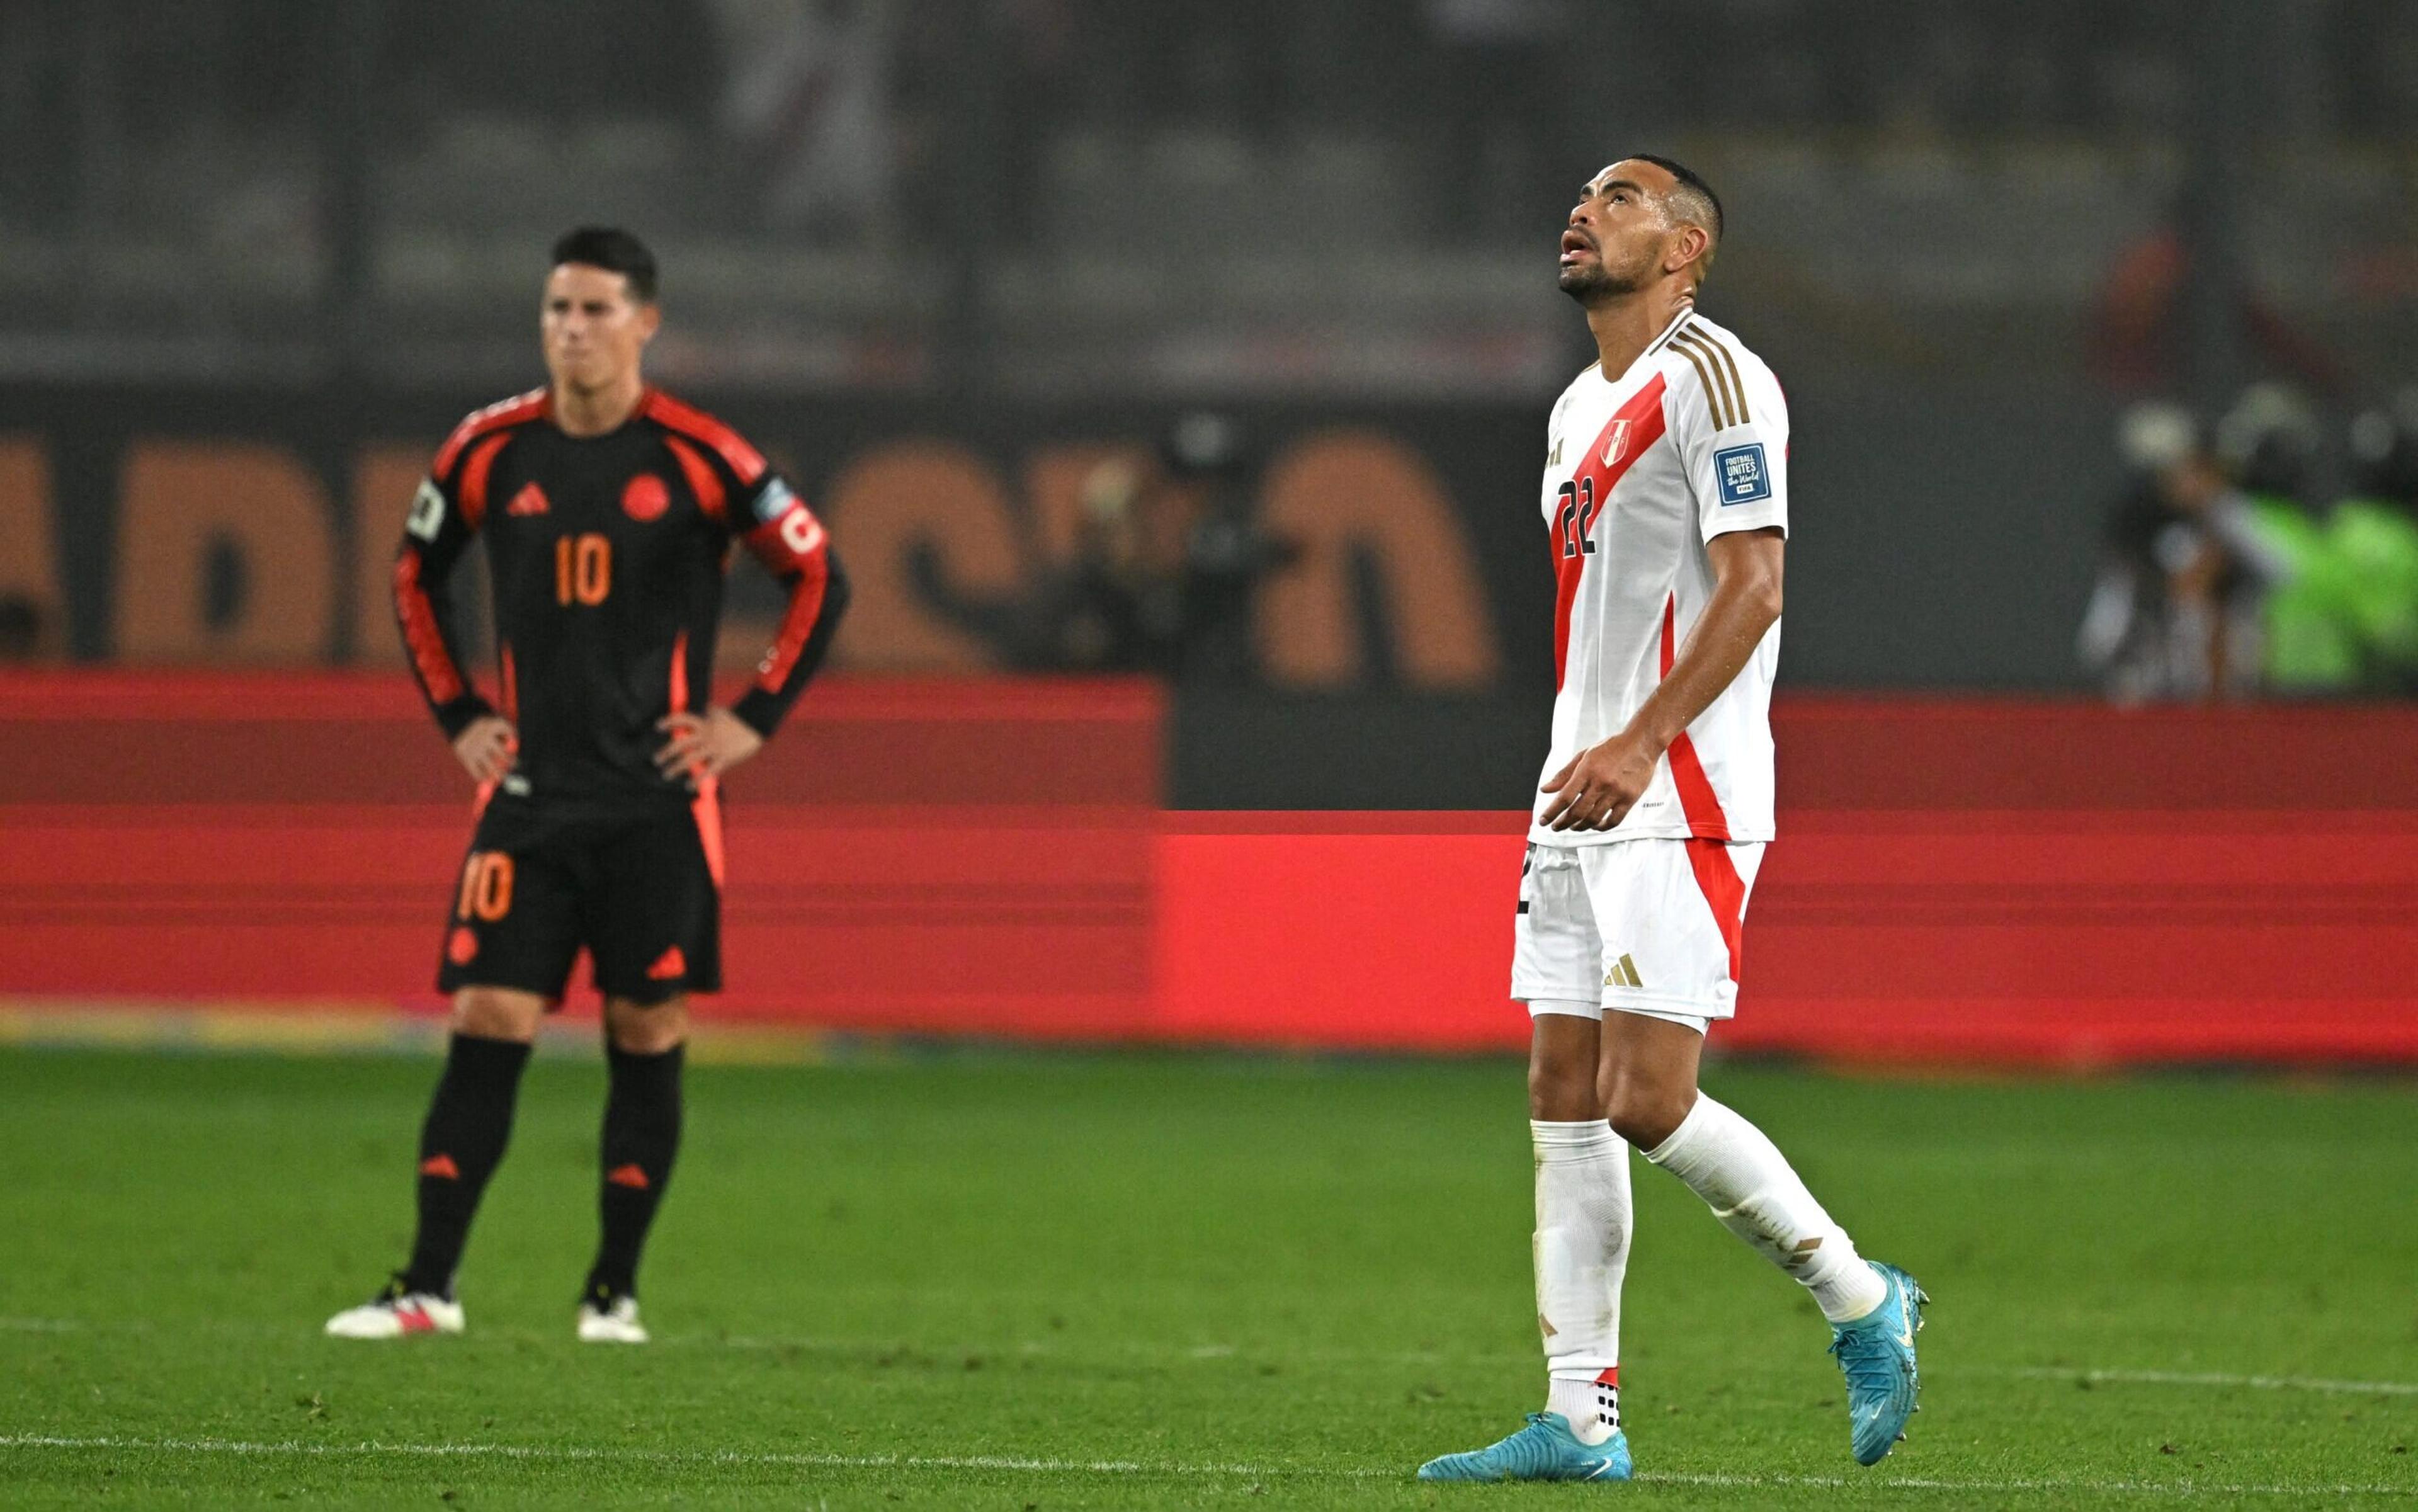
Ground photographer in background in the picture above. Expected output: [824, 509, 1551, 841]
[2334, 394, 2418, 693]
[1156, 412, 1300, 685]
[2218, 385, 2361, 696]
[911, 412, 1297, 681]
[2078, 401, 2206, 700]
[2078, 398, 2301, 702]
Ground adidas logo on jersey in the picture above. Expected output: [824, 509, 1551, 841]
[506, 482, 549, 516]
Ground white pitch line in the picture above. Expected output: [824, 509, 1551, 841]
[2, 1434, 2414, 1499]
[2001, 1366, 2418, 1398]
[1639, 1470, 2416, 1498]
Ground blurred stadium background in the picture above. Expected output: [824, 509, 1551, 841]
[6, 3, 2418, 1504]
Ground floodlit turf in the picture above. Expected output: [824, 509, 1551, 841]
[1, 1046, 2413, 1508]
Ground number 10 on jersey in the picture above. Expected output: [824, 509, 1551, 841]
[1556, 477, 1600, 558]
[555, 533, 610, 605]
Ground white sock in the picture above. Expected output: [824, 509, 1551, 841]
[1546, 1368, 1623, 1444]
[1532, 1119, 1628, 1445]
[1642, 1095, 1887, 1324]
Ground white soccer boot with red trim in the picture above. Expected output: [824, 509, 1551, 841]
[324, 1276, 464, 1339]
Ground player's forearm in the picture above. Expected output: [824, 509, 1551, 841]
[393, 544, 492, 737]
[1619, 566, 1780, 756]
[731, 549, 852, 739]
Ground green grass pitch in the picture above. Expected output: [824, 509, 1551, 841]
[1, 1045, 2413, 1508]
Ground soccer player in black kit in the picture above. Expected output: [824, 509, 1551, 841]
[326, 229, 849, 1343]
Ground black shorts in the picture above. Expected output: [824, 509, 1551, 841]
[434, 791, 724, 1006]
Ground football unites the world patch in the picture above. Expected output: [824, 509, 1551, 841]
[1713, 442, 1772, 505]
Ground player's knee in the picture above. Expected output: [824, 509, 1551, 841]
[1604, 1078, 1693, 1151]
[1527, 1049, 1600, 1122]
[450, 987, 543, 1042]
[604, 996, 688, 1055]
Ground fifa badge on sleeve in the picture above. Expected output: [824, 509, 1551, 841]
[1713, 443, 1772, 506]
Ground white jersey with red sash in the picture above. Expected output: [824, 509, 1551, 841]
[1530, 308, 1791, 850]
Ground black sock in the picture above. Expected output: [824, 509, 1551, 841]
[585, 1041, 684, 1302]
[400, 1033, 531, 1297]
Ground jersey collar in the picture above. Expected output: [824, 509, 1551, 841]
[1638, 304, 1694, 363]
[1589, 304, 1697, 394]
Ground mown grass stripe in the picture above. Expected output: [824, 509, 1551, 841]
[3, 1433, 2413, 1498]
[13, 1314, 2418, 1399]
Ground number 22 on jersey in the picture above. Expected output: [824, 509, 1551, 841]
[1555, 477, 1601, 558]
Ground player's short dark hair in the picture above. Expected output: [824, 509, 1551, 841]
[1626, 153, 1723, 252]
[550, 227, 658, 303]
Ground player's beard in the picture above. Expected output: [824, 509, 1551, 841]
[1560, 236, 1662, 303]
[1558, 263, 1609, 300]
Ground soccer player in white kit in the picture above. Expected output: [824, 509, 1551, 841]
[1417, 157, 1927, 1484]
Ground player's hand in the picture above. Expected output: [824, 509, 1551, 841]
[1538, 731, 1660, 832]
[654, 707, 764, 785]
[451, 715, 518, 785]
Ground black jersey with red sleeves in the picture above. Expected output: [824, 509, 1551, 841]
[394, 387, 849, 812]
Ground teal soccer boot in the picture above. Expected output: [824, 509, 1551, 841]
[1829, 1261, 1929, 1465]
[1416, 1412, 1633, 1483]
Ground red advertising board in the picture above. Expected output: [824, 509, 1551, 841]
[5, 673, 2415, 1067]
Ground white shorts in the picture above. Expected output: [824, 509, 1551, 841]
[1511, 839, 1766, 1033]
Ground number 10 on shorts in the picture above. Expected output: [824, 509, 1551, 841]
[456, 851, 514, 922]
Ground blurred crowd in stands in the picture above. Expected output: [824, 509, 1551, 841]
[31, 0, 2375, 248]
[2079, 386, 2418, 700]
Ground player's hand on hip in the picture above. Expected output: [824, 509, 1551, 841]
[655, 707, 763, 785]
[451, 715, 518, 785]
[1539, 733, 1658, 832]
